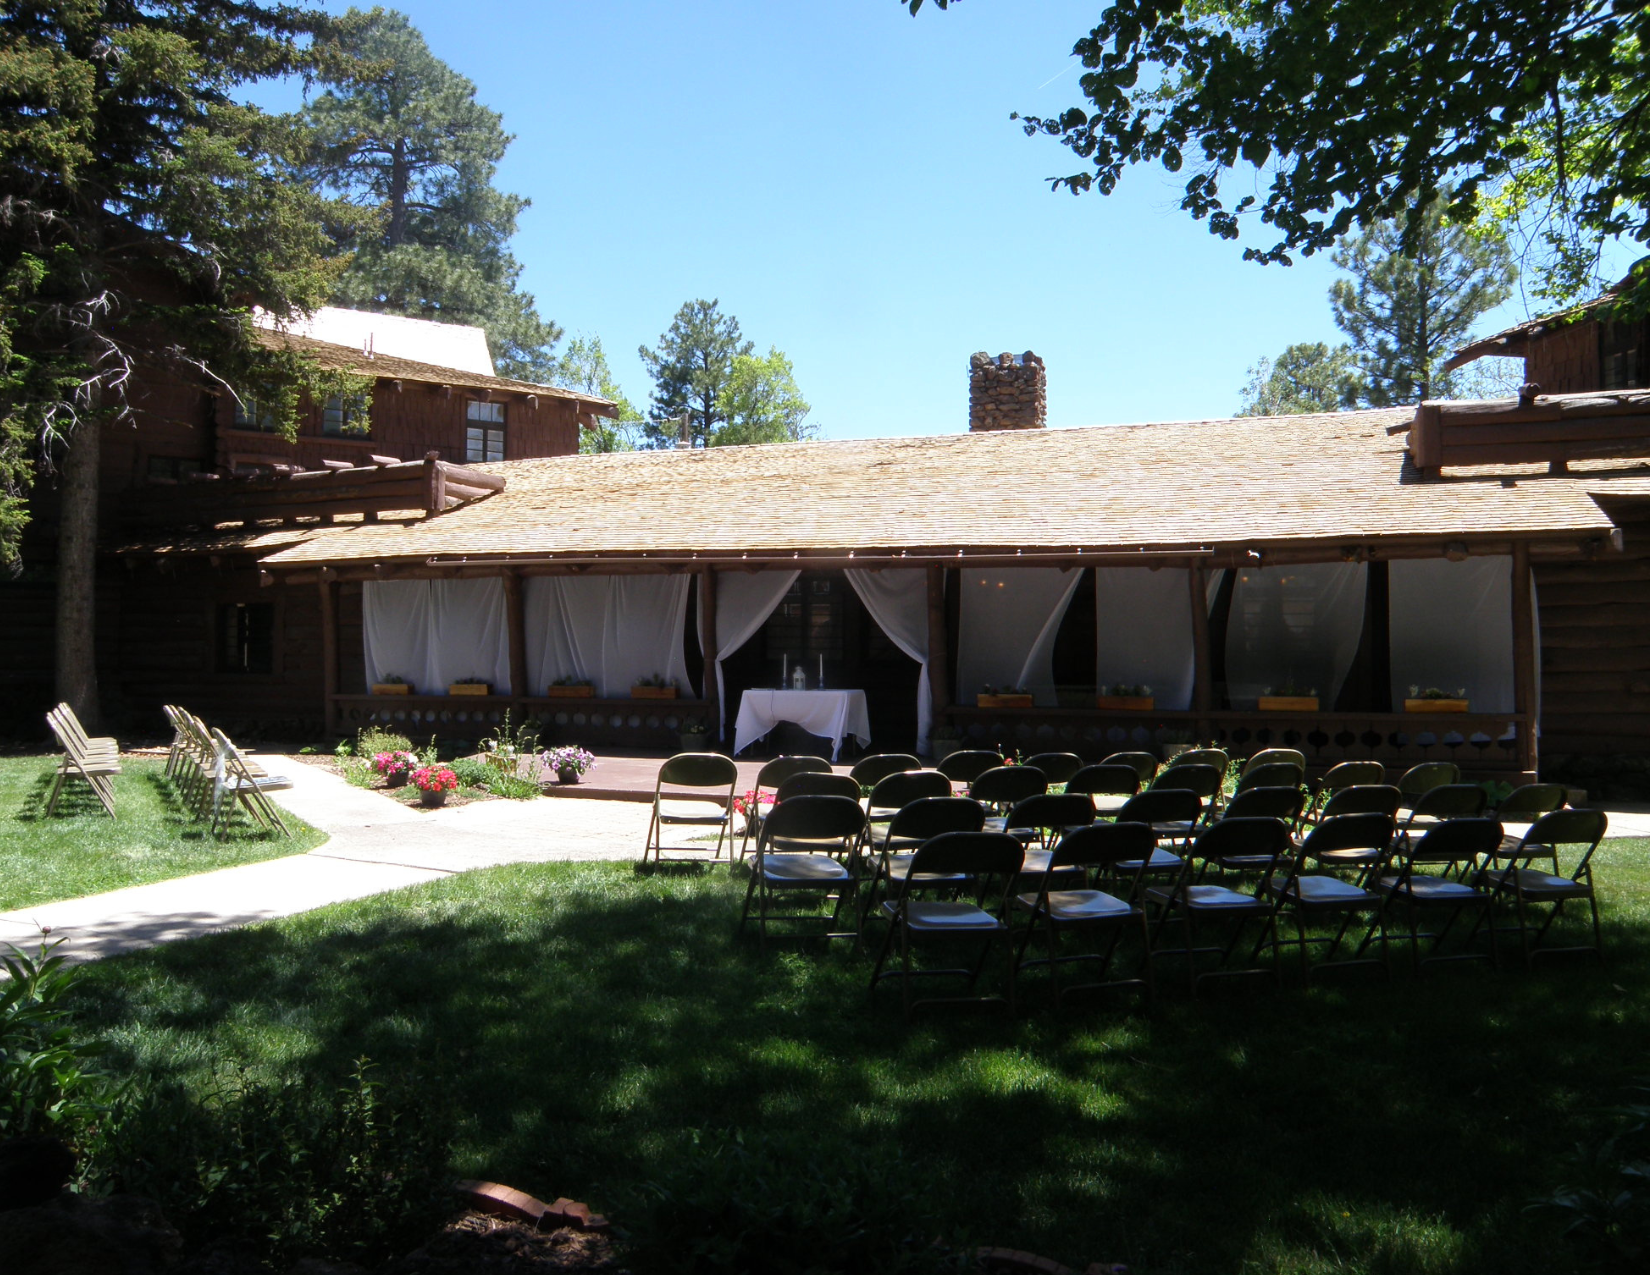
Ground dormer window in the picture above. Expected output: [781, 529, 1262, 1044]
[465, 400, 505, 462]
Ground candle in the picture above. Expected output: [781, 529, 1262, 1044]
[818, 653, 824, 687]
[782, 653, 787, 688]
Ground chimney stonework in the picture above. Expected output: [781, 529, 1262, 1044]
[968, 351, 1046, 431]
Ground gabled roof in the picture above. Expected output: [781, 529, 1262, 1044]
[259, 408, 1621, 569]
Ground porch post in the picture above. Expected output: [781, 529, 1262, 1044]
[926, 564, 950, 723]
[503, 568, 528, 704]
[318, 576, 339, 737]
[700, 564, 719, 740]
[1189, 565, 1213, 739]
[1511, 541, 1539, 781]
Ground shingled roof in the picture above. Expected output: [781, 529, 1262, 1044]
[259, 408, 1625, 569]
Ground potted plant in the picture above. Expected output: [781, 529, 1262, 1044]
[679, 717, 711, 751]
[448, 676, 491, 696]
[542, 745, 595, 785]
[632, 673, 678, 700]
[1096, 682, 1155, 711]
[929, 723, 965, 761]
[546, 675, 595, 699]
[1258, 679, 1319, 712]
[480, 711, 538, 774]
[372, 674, 410, 696]
[977, 683, 1034, 709]
[372, 749, 419, 788]
[411, 764, 458, 808]
[1404, 685, 1470, 713]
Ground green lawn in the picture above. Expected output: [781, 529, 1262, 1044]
[69, 840, 1650, 1274]
[0, 754, 325, 911]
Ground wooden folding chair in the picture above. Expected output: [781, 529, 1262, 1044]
[44, 707, 119, 817]
[209, 728, 294, 836]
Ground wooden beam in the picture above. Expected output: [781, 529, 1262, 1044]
[1512, 540, 1539, 780]
[319, 577, 339, 737]
[926, 564, 950, 730]
[503, 568, 528, 699]
[1190, 565, 1213, 739]
[699, 564, 719, 740]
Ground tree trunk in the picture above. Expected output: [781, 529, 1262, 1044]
[55, 415, 102, 730]
[387, 137, 409, 247]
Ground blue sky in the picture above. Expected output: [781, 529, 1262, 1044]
[291, 1, 1629, 438]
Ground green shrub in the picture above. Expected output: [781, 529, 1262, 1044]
[356, 726, 413, 757]
[486, 771, 542, 800]
[448, 757, 493, 788]
[1531, 1081, 1650, 1272]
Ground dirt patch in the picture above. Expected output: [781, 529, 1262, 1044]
[384, 1210, 626, 1273]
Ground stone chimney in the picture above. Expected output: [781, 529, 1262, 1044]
[968, 351, 1046, 431]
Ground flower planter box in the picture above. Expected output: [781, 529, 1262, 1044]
[1405, 698, 1469, 713]
[631, 685, 678, 699]
[545, 685, 595, 698]
[1258, 696, 1319, 712]
[448, 683, 491, 696]
[372, 683, 410, 696]
[977, 694, 1034, 709]
[1096, 695, 1155, 711]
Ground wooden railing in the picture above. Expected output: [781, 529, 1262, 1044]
[944, 706, 1533, 776]
[331, 694, 710, 748]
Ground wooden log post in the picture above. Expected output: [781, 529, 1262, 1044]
[699, 564, 719, 740]
[503, 568, 528, 706]
[319, 576, 339, 737]
[1511, 541, 1540, 781]
[1189, 565, 1213, 742]
[926, 565, 951, 737]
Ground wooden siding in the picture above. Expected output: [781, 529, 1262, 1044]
[1525, 323, 1602, 394]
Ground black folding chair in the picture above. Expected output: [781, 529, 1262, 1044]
[1066, 763, 1141, 819]
[739, 755, 833, 859]
[1022, 752, 1084, 785]
[739, 794, 868, 949]
[969, 764, 1048, 813]
[644, 753, 739, 864]
[936, 749, 1006, 787]
[1264, 813, 1395, 982]
[850, 753, 923, 790]
[1475, 808, 1609, 967]
[1366, 818, 1502, 973]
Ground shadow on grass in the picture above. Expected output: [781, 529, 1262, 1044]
[71, 862, 1650, 1274]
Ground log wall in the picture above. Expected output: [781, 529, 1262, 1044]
[1525, 323, 1601, 394]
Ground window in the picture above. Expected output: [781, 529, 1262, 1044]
[145, 455, 203, 481]
[233, 394, 278, 432]
[465, 400, 505, 462]
[322, 394, 370, 437]
[218, 603, 275, 675]
[1601, 320, 1647, 390]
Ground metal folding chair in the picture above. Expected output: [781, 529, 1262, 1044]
[643, 753, 739, 865]
[738, 794, 867, 949]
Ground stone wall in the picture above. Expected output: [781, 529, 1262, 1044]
[969, 351, 1046, 431]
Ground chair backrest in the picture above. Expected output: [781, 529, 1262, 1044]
[1149, 763, 1222, 800]
[1397, 761, 1461, 798]
[1318, 760, 1386, 793]
[48, 706, 90, 757]
[759, 794, 868, 850]
[936, 749, 1005, 784]
[1319, 784, 1402, 820]
[1022, 752, 1084, 785]
[1046, 820, 1156, 872]
[903, 830, 1024, 880]
[1221, 786, 1306, 823]
[1405, 783, 1488, 823]
[849, 753, 922, 787]
[1190, 816, 1294, 870]
[1242, 747, 1306, 776]
[884, 795, 986, 842]
[970, 765, 1048, 808]
[775, 771, 863, 803]
[1300, 812, 1395, 861]
[1102, 751, 1159, 783]
[867, 769, 952, 813]
[1065, 764, 1140, 798]
[1494, 783, 1567, 820]
[658, 752, 738, 790]
[754, 755, 833, 792]
[52, 702, 93, 749]
[1117, 789, 1202, 825]
[1402, 817, 1504, 868]
[1167, 747, 1229, 772]
[1517, 808, 1609, 872]
[1236, 762, 1305, 793]
[1003, 793, 1097, 840]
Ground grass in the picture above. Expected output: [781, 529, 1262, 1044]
[67, 837, 1650, 1274]
[0, 754, 325, 911]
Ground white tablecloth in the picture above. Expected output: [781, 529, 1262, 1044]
[733, 689, 872, 761]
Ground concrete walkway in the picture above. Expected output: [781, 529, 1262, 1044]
[0, 757, 657, 964]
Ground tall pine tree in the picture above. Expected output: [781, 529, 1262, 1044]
[301, 8, 561, 380]
[637, 300, 754, 448]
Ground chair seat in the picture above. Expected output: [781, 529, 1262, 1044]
[1015, 888, 1133, 922]
[1268, 874, 1378, 905]
[1377, 873, 1485, 902]
[761, 854, 851, 884]
[883, 899, 1004, 932]
[1089, 794, 1130, 815]
[1117, 848, 1184, 873]
[1311, 847, 1383, 867]
[1482, 866, 1593, 899]
[1151, 820, 1197, 839]
[658, 799, 731, 824]
[226, 774, 293, 794]
[1145, 883, 1267, 911]
[768, 835, 849, 856]
[59, 758, 120, 776]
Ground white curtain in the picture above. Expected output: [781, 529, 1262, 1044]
[1225, 563, 1367, 709]
[363, 578, 512, 694]
[1095, 567, 1196, 710]
[845, 568, 932, 751]
[956, 567, 1082, 707]
[705, 569, 800, 736]
[522, 574, 691, 697]
[1389, 557, 1516, 712]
